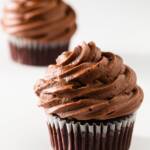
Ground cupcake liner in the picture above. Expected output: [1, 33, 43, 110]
[7, 36, 69, 66]
[47, 115, 135, 150]
[8, 35, 68, 48]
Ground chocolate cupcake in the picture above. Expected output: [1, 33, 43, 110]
[34, 42, 144, 150]
[2, 0, 77, 66]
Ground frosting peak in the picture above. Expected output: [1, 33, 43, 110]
[34, 42, 143, 120]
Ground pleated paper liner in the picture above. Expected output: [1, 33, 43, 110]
[47, 114, 135, 150]
[8, 36, 69, 66]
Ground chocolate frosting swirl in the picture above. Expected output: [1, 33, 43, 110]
[2, 0, 76, 43]
[34, 42, 143, 120]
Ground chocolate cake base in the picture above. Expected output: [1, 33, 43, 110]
[9, 42, 69, 66]
[47, 115, 135, 150]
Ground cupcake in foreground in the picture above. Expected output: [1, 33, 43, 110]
[34, 42, 143, 150]
[2, 0, 77, 66]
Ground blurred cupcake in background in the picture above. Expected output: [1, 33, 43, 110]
[34, 42, 144, 150]
[1, 0, 77, 66]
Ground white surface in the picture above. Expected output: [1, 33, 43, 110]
[0, 0, 150, 150]
[66, 0, 150, 55]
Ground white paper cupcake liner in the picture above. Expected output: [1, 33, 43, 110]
[47, 114, 135, 150]
[7, 35, 69, 65]
[7, 35, 68, 50]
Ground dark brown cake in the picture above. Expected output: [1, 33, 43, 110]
[9, 42, 69, 66]
[47, 115, 134, 150]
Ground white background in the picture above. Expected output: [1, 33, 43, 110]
[0, 0, 150, 149]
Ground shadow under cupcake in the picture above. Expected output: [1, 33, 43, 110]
[34, 42, 144, 150]
[1, 0, 77, 66]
